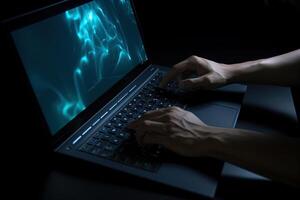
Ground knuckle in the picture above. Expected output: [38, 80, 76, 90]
[184, 79, 195, 85]
[173, 106, 183, 114]
[142, 120, 150, 127]
[173, 106, 182, 111]
[170, 106, 178, 111]
[171, 106, 181, 111]
[165, 107, 174, 112]
[164, 113, 173, 121]
[188, 55, 198, 63]
[205, 76, 213, 84]
[201, 76, 210, 83]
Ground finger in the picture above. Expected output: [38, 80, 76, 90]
[195, 57, 211, 75]
[178, 74, 212, 90]
[129, 120, 166, 134]
[143, 112, 177, 123]
[159, 60, 190, 88]
[140, 108, 168, 119]
[128, 108, 171, 128]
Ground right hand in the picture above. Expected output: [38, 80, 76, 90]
[159, 55, 234, 91]
[128, 106, 221, 157]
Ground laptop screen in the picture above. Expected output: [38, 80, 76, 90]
[11, 0, 147, 135]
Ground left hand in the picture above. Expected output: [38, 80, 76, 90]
[128, 106, 219, 157]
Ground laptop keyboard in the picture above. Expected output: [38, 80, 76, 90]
[78, 71, 183, 172]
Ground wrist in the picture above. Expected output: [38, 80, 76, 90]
[223, 64, 239, 84]
[199, 126, 228, 158]
[226, 59, 265, 84]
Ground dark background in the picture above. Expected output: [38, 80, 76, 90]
[1, 0, 299, 199]
[1, 0, 300, 63]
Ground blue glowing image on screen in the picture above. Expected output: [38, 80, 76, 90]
[12, 0, 147, 134]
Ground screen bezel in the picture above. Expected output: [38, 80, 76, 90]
[1, 0, 151, 148]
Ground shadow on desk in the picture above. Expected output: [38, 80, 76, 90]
[42, 156, 211, 200]
[216, 176, 300, 200]
[40, 158, 300, 200]
[215, 84, 300, 199]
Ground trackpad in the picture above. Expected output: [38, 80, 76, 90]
[187, 103, 239, 128]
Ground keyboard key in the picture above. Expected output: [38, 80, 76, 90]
[77, 71, 179, 172]
[105, 122, 113, 128]
[95, 141, 104, 147]
[109, 128, 117, 134]
[116, 132, 129, 139]
[111, 117, 118, 123]
[142, 160, 154, 171]
[126, 112, 134, 118]
[93, 131, 103, 139]
[116, 123, 123, 128]
[120, 117, 128, 123]
[137, 102, 143, 107]
[87, 137, 99, 145]
[98, 150, 114, 158]
[110, 137, 121, 145]
[128, 102, 134, 107]
[147, 93, 154, 98]
[91, 147, 102, 155]
[102, 134, 112, 141]
[104, 144, 117, 151]
[79, 144, 93, 153]
[99, 126, 108, 133]
[116, 112, 123, 118]
[147, 104, 153, 109]
[141, 109, 148, 114]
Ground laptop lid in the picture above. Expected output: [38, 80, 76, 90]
[2, 0, 150, 147]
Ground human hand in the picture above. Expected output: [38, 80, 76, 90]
[128, 106, 220, 157]
[159, 55, 234, 91]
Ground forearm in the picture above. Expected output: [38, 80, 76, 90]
[228, 49, 300, 87]
[208, 127, 300, 187]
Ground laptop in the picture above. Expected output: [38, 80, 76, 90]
[2, 0, 247, 198]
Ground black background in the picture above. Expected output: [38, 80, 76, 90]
[1, 0, 300, 64]
[1, 0, 300, 199]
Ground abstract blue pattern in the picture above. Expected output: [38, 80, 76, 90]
[12, 0, 147, 134]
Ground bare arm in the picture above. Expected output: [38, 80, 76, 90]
[159, 49, 300, 90]
[211, 127, 300, 187]
[230, 49, 300, 86]
[129, 50, 300, 188]
[129, 107, 300, 188]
